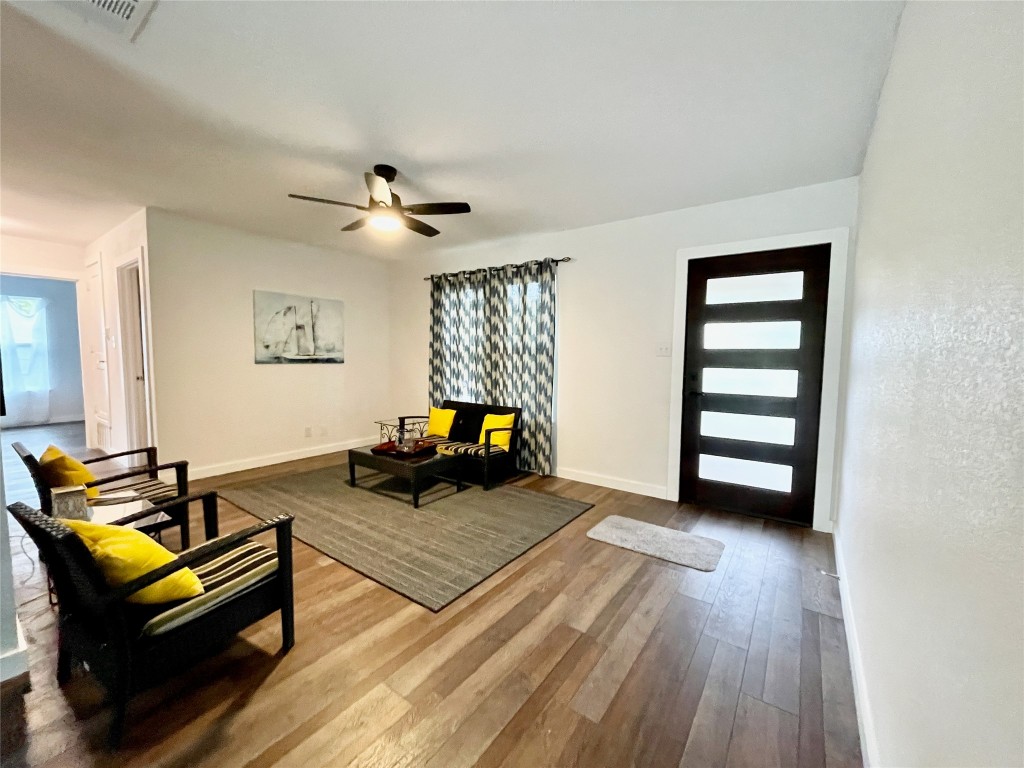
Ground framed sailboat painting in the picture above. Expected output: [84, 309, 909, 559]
[253, 290, 345, 364]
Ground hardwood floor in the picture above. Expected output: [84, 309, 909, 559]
[1, 449, 861, 768]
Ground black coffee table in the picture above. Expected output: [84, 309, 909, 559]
[347, 445, 463, 508]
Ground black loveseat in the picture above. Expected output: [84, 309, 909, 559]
[399, 400, 522, 490]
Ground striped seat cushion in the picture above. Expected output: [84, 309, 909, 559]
[435, 441, 507, 457]
[139, 539, 279, 636]
[91, 477, 180, 505]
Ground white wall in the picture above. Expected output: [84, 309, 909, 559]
[0, 234, 85, 279]
[0, 275, 85, 425]
[390, 178, 859, 500]
[145, 210, 389, 477]
[834, 4, 1023, 767]
[0, 465, 28, 683]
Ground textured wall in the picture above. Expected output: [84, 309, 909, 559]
[835, 3, 1023, 766]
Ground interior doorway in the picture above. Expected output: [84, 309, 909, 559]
[115, 260, 150, 456]
[678, 245, 831, 527]
[0, 274, 86, 431]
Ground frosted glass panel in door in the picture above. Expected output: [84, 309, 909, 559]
[705, 271, 803, 304]
[698, 454, 793, 492]
[702, 368, 798, 397]
[700, 411, 795, 445]
[704, 321, 801, 349]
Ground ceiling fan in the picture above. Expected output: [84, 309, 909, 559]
[288, 164, 470, 238]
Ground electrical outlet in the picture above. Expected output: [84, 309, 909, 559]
[319, 426, 328, 437]
[304, 426, 313, 438]
[656, 344, 672, 357]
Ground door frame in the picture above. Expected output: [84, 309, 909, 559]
[666, 228, 851, 532]
[110, 246, 157, 452]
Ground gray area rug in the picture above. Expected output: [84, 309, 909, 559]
[587, 514, 725, 572]
[219, 467, 592, 611]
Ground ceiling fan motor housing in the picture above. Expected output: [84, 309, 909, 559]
[373, 164, 398, 183]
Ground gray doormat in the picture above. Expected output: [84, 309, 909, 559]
[587, 514, 725, 571]
[219, 467, 592, 611]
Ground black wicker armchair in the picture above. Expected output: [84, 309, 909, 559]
[6, 502, 295, 747]
[12, 442, 195, 547]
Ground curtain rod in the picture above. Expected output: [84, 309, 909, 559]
[422, 257, 572, 281]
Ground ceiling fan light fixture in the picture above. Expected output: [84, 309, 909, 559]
[369, 213, 401, 232]
[289, 164, 469, 238]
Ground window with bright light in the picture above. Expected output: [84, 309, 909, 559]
[1, 295, 50, 388]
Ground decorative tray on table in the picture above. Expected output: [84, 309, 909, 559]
[370, 440, 438, 459]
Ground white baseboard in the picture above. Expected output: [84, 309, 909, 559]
[189, 437, 378, 480]
[832, 529, 879, 767]
[196, 449, 668, 498]
[555, 466, 667, 499]
[49, 414, 87, 425]
[0, 619, 29, 683]
[0, 415, 85, 428]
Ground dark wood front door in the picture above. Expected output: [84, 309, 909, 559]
[679, 244, 831, 526]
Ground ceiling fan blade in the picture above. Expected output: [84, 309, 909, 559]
[340, 217, 370, 231]
[400, 216, 440, 237]
[364, 172, 393, 207]
[289, 193, 367, 211]
[402, 202, 471, 216]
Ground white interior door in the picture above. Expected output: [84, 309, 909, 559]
[82, 262, 111, 450]
[116, 261, 149, 453]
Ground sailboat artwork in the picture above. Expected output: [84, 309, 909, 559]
[253, 290, 344, 364]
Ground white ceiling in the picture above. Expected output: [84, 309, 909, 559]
[1, 1, 902, 257]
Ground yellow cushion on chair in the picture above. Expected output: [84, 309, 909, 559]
[479, 413, 516, 450]
[39, 445, 100, 499]
[426, 407, 457, 438]
[60, 519, 204, 604]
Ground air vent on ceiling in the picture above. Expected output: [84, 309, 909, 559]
[70, 0, 156, 41]
[89, 0, 141, 22]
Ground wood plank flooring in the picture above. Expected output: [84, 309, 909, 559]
[1, 442, 862, 768]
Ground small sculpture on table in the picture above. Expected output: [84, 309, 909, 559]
[50, 485, 89, 521]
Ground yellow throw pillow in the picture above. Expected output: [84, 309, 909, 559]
[39, 445, 99, 499]
[61, 519, 204, 605]
[479, 413, 516, 450]
[427, 407, 457, 438]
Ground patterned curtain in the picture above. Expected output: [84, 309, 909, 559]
[428, 259, 557, 474]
